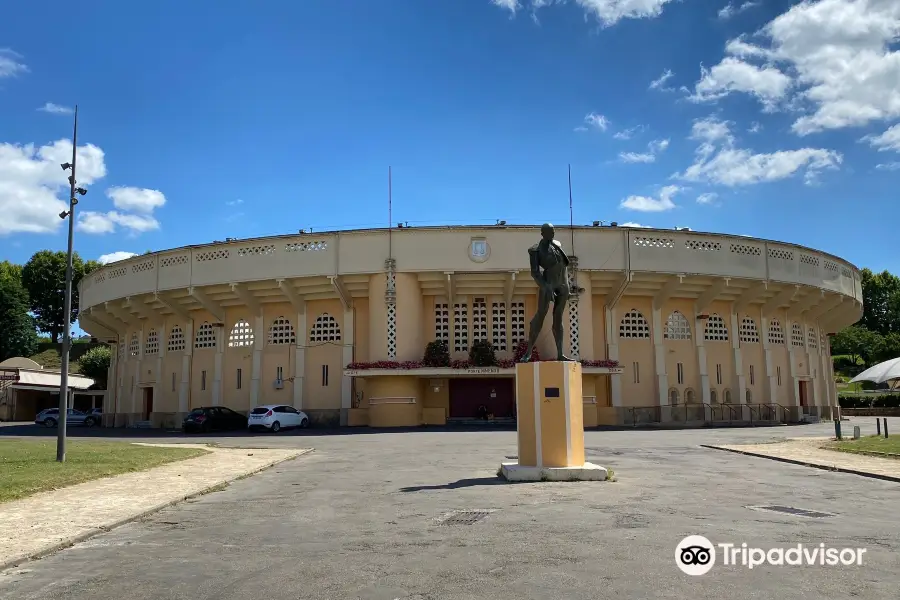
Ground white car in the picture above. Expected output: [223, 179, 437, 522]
[247, 404, 309, 432]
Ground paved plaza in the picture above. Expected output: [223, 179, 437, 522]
[0, 420, 898, 599]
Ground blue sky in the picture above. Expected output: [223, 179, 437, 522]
[1, 0, 898, 276]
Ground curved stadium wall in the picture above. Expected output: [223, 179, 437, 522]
[77, 225, 862, 428]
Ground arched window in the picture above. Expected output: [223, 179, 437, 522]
[664, 311, 692, 340]
[768, 319, 785, 345]
[746, 389, 753, 403]
[310, 313, 342, 343]
[145, 329, 159, 355]
[791, 323, 804, 347]
[195, 322, 217, 349]
[669, 387, 679, 406]
[704, 314, 729, 341]
[807, 327, 818, 350]
[268, 316, 296, 345]
[685, 388, 695, 404]
[228, 319, 254, 347]
[723, 389, 732, 404]
[710, 389, 718, 404]
[739, 317, 759, 343]
[168, 325, 185, 352]
[129, 333, 139, 357]
[619, 309, 651, 339]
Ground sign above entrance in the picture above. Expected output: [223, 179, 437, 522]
[466, 367, 500, 375]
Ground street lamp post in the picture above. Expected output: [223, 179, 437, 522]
[58, 105, 86, 463]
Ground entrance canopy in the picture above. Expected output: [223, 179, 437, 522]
[0, 357, 95, 392]
[850, 357, 900, 387]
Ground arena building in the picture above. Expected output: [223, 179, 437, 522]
[77, 225, 862, 429]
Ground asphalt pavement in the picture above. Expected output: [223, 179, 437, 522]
[1, 419, 898, 599]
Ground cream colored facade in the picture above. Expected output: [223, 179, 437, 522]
[77, 225, 862, 429]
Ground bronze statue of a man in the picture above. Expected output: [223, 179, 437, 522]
[520, 223, 572, 362]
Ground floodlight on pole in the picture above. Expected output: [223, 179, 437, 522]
[57, 105, 81, 463]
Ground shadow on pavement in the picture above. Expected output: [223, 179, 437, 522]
[399, 476, 509, 492]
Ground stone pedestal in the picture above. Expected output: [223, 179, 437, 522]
[500, 361, 608, 482]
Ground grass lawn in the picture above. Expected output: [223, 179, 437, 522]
[822, 435, 900, 458]
[0, 440, 209, 503]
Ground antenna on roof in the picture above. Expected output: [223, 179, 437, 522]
[388, 166, 393, 259]
[568, 164, 575, 257]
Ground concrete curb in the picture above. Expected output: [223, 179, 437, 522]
[702, 444, 900, 484]
[0, 448, 314, 572]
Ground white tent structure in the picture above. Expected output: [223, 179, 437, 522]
[850, 357, 900, 389]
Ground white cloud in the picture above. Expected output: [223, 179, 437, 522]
[875, 161, 900, 170]
[620, 184, 680, 212]
[696, 0, 900, 135]
[718, 1, 758, 20]
[863, 123, 900, 152]
[649, 69, 674, 91]
[613, 125, 644, 140]
[677, 115, 842, 186]
[76, 211, 160, 235]
[490, 0, 676, 26]
[687, 57, 792, 110]
[98, 251, 138, 264]
[0, 140, 107, 235]
[226, 198, 244, 206]
[619, 138, 670, 163]
[620, 222, 650, 227]
[697, 192, 719, 205]
[37, 103, 74, 115]
[581, 112, 609, 131]
[0, 49, 27, 78]
[748, 121, 762, 133]
[107, 186, 166, 213]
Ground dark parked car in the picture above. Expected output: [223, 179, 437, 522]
[182, 407, 247, 433]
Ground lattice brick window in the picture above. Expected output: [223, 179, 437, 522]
[129, 333, 139, 357]
[387, 303, 397, 358]
[472, 299, 488, 344]
[145, 329, 160, 355]
[93, 272, 105, 284]
[510, 302, 526, 346]
[704, 314, 729, 342]
[195, 249, 229, 262]
[168, 326, 186, 352]
[491, 302, 507, 351]
[739, 318, 759, 343]
[619, 309, 650, 339]
[109, 267, 126, 279]
[453, 302, 469, 352]
[118, 338, 126, 362]
[791, 323, 804, 347]
[730, 244, 761, 256]
[195, 322, 218, 349]
[807, 327, 818, 350]
[768, 248, 793, 261]
[435, 302, 449, 343]
[664, 311, 692, 340]
[228, 319, 255, 347]
[685, 240, 721, 252]
[160, 254, 189, 268]
[768, 319, 785, 345]
[633, 236, 674, 249]
[799, 254, 819, 267]
[285, 241, 327, 252]
[310, 313, 341, 343]
[268, 316, 296, 345]
[238, 245, 275, 257]
[568, 301, 580, 360]
[841, 266, 852, 278]
[132, 260, 154, 274]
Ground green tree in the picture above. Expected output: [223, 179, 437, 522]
[859, 268, 900, 335]
[830, 325, 884, 367]
[0, 277, 38, 361]
[0, 261, 22, 285]
[21, 250, 92, 343]
[77, 345, 111, 388]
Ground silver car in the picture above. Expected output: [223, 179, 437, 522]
[34, 408, 98, 428]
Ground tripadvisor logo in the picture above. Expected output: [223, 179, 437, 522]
[676, 536, 867, 575]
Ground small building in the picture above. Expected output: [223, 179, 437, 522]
[0, 357, 100, 421]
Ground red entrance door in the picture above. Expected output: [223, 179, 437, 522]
[449, 378, 515, 418]
[798, 381, 808, 407]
